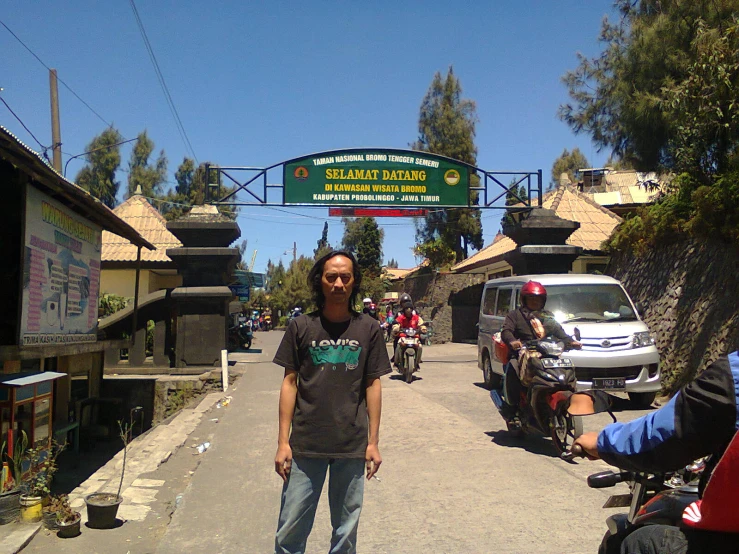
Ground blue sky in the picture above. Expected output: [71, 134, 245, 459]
[2, 1, 617, 272]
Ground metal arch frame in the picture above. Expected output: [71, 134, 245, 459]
[205, 149, 543, 211]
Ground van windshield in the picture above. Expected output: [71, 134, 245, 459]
[544, 284, 637, 323]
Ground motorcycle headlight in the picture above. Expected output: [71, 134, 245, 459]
[633, 332, 656, 348]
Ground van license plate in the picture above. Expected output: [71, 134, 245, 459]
[592, 378, 626, 390]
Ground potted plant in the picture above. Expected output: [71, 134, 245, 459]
[42, 494, 66, 530]
[55, 495, 81, 538]
[0, 434, 25, 525]
[85, 422, 129, 529]
[20, 439, 64, 523]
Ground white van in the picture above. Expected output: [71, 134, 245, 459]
[477, 274, 661, 407]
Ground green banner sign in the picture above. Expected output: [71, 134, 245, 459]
[283, 149, 470, 207]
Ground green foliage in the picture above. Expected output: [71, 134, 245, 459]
[386, 258, 399, 268]
[314, 222, 330, 258]
[564, 1, 739, 251]
[269, 256, 315, 315]
[127, 131, 167, 198]
[2, 431, 27, 492]
[414, 237, 455, 270]
[161, 158, 238, 221]
[604, 171, 739, 252]
[550, 148, 589, 189]
[98, 293, 130, 318]
[342, 217, 384, 275]
[23, 440, 64, 497]
[75, 127, 124, 208]
[236, 240, 249, 270]
[660, 20, 739, 181]
[412, 67, 483, 265]
[500, 182, 529, 229]
[560, 0, 739, 173]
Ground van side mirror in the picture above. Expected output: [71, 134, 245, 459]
[635, 301, 648, 316]
[573, 327, 581, 341]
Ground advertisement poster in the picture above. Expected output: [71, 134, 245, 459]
[284, 149, 470, 207]
[20, 186, 102, 346]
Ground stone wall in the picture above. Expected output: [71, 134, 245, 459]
[608, 239, 739, 392]
[394, 271, 486, 344]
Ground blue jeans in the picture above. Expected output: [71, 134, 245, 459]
[275, 457, 365, 554]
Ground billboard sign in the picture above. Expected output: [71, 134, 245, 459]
[20, 186, 102, 346]
[284, 149, 470, 207]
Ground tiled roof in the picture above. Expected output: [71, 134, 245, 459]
[384, 267, 414, 280]
[452, 186, 622, 272]
[451, 233, 516, 272]
[102, 195, 181, 263]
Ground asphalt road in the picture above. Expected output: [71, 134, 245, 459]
[152, 330, 655, 554]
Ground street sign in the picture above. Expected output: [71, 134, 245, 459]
[328, 207, 429, 217]
[229, 285, 250, 302]
[284, 149, 469, 208]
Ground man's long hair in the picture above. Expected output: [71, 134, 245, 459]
[308, 250, 362, 311]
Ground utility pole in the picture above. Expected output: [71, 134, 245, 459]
[49, 69, 62, 172]
[293, 242, 297, 264]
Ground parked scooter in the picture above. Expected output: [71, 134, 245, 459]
[564, 444, 704, 553]
[396, 327, 421, 383]
[228, 321, 253, 351]
[490, 337, 583, 454]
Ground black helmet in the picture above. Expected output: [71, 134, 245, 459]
[399, 293, 413, 310]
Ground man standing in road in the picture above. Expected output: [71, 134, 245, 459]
[273, 250, 391, 554]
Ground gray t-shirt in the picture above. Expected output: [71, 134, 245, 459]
[273, 311, 392, 458]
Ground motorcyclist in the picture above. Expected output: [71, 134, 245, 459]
[362, 297, 373, 314]
[499, 281, 581, 416]
[392, 295, 426, 369]
[573, 351, 739, 554]
[367, 303, 381, 322]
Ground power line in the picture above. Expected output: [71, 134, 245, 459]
[0, 18, 114, 129]
[0, 94, 50, 157]
[128, 0, 198, 163]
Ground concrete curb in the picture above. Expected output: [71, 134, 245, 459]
[1, 521, 41, 554]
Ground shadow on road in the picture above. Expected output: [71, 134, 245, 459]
[485, 429, 560, 459]
[389, 374, 424, 383]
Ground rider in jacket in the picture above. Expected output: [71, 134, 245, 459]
[499, 281, 580, 417]
[392, 294, 425, 368]
[574, 351, 739, 554]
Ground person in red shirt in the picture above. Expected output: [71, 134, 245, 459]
[391, 296, 426, 368]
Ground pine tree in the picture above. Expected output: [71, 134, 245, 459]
[412, 67, 482, 267]
[127, 131, 167, 198]
[75, 127, 124, 208]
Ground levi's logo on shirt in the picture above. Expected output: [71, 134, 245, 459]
[309, 339, 362, 370]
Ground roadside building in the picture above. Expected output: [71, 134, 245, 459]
[0, 126, 152, 452]
[577, 168, 668, 217]
[100, 191, 182, 301]
[451, 184, 622, 278]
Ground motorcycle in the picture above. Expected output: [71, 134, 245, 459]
[396, 327, 421, 383]
[565, 445, 704, 553]
[490, 337, 583, 454]
[228, 321, 253, 351]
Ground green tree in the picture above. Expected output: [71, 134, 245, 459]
[272, 256, 314, 314]
[314, 221, 332, 259]
[75, 127, 124, 208]
[411, 67, 483, 266]
[341, 217, 384, 275]
[161, 157, 237, 220]
[550, 148, 589, 189]
[500, 182, 529, 229]
[127, 131, 167, 198]
[386, 258, 399, 268]
[559, 0, 739, 176]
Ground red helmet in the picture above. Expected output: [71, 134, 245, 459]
[521, 281, 547, 304]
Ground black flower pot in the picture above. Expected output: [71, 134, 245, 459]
[57, 513, 81, 538]
[84, 493, 122, 529]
